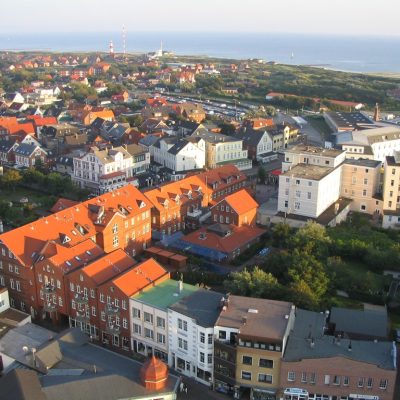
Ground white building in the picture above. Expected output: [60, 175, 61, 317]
[151, 137, 206, 172]
[337, 126, 400, 163]
[72, 145, 150, 194]
[168, 289, 223, 386]
[192, 131, 252, 170]
[278, 145, 346, 220]
[130, 279, 199, 363]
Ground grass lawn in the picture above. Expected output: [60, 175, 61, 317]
[305, 115, 333, 140]
[0, 186, 52, 206]
[330, 296, 364, 310]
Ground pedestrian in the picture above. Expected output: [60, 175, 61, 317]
[184, 384, 188, 394]
[179, 381, 184, 392]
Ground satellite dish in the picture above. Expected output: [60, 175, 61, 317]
[22, 346, 29, 354]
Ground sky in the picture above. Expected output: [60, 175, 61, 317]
[1, 0, 400, 36]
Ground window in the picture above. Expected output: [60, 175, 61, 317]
[112, 235, 119, 248]
[242, 371, 252, 381]
[343, 376, 349, 386]
[133, 308, 141, 319]
[200, 352, 205, 363]
[364, 178, 368, 185]
[92, 306, 96, 316]
[294, 201, 300, 210]
[8, 264, 13, 273]
[358, 377, 365, 387]
[112, 223, 118, 234]
[219, 330, 226, 340]
[100, 293, 105, 303]
[363, 189, 367, 197]
[296, 190, 301, 198]
[91, 289, 95, 298]
[178, 338, 188, 351]
[144, 328, 154, 339]
[367, 378, 373, 388]
[259, 359, 273, 368]
[133, 323, 141, 335]
[310, 372, 316, 384]
[296, 179, 300, 185]
[122, 300, 127, 310]
[208, 334, 213, 345]
[16, 281, 21, 291]
[242, 356, 252, 365]
[178, 318, 187, 331]
[207, 353, 212, 364]
[333, 375, 340, 385]
[156, 316, 165, 328]
[258, 374, 273, 384]
[379, 379, 387, 389]
[307, 192, 311, 200]
[157, 332, 166, 344]
[288, 372, 295, 382]
[308, 181, 312, 186]
[324, 375, 330, 385]
[144, 312, 153, 324]
[123, 318, 128, 329]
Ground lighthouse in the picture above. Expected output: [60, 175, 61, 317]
[109, 40, 115, 59]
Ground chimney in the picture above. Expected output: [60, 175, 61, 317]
[373, 103, 380, 122]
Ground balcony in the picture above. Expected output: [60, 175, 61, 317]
[42, 283, 55, 295]
[43, 301, 57, 313]
[74, 293, 89, 305]
[106, 323, 120, 335]
[105, 304, 120, 316]
[187, 209, 202, 218]
[75, 312, 89, 323]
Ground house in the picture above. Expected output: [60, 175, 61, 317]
[382, 152, 400, 228]
[81, 109, 115, 126]
[150, 136, 206, 173]
[140, 118, 169, 134]
[168, 289, 224, 385]
[280, 309, 396, 400]
[14, 143, 47, 168]
[192, 130, 251, 171]
[324, 111, 375, 132]
[211, 189, 259, 227]
[174, 223, 265, 261]
[237, 128, 273, 161]
[111, 91, 129, 103]
[144, 175, 206, 237]
[0, 137, 19, 164]
[214, 295, 295, 399]
[177, 103, 205, 123]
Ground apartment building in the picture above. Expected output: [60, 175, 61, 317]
[72, 145, 150, 194]
[0, 185, 152, 315]
[211, 189, 259, 227]
[192, 130, 252, 171]
[337, 126, 400, 163]
[130, 279, 198, 362]
[382, 151, 400, 228]
[67, 249, 135, 343]
[150, 136, 206, 172]
[237, 128, 273, 162]
[96, 258, 169, 351]
[280, 309, 396, 400]
[214, 295, 295, 399]
[340, 159, 382, 215]
[35, 239, 103, 324]
[144, 175, 206, 237]
[14, 143, 47, 168]
[169, 289, 224, 386]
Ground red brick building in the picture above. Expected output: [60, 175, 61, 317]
[0, 185, 152, 317]
[211, 189, 258, 227]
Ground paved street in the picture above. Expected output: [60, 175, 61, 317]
[177, 376, 233, 400]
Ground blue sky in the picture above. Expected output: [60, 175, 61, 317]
[1, 0, 399, 36]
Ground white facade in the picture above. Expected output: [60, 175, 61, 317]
[0, 288, 10, 313]
[72, 146, 149, 193]
[168, 308, 214, 386]
[151, 138, 206, 172]
[278, 166, 342, 218]
[130, 299, 169, 362]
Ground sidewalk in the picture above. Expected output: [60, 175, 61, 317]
[177, 377, 230, 400]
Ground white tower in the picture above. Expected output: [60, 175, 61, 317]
[122, 25, 127, 60]
[109, 40, 114, 58]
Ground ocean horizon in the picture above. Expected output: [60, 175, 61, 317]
[0, 32, 399, 74]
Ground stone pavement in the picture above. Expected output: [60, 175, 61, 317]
[176, 377, 231, 400]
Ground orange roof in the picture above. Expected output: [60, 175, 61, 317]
[50, 198, 79, 213]
[83, 248, 136, 286]
[144, 175, 205, 213]
[182, 225, 265, 254]
[111, 258, 168, 296]
[0, 185, 152, 267]
[39, 239, 103, 273]
[215, 189, 258, 215]
[0, 117, 35, 135]
[26, 116, 58, 127]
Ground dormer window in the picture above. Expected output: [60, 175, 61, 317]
[61, 235, 71, 244]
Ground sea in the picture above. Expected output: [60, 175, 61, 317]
[0, 32, 399, 74]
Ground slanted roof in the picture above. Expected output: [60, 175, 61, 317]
[330, 307, 388, 339]
[170, 289, 224, 327]
[215, 189, 258, 215]
[0, 369, 46, 400]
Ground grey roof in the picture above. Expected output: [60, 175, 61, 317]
[326, 111, 374, 129]
[138, 135, 160, 148]
[330, 307, 388, 339]
[291, 309, 327, 340]
[14, 143, 41, 157]
[283, 335, 396, 370]
[192, 130, 237, 144]
[237, 128, 266, 146]
[170, 289, 224, 327]
[35, 341, 62, 370]
[0, 369, 46, 400]
[343, 158, 381, 168]
[0, 139, 17, 153]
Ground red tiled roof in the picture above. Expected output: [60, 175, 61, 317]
[214, 189, 258, 215]
[50, 198, 79, 214]
[182, 225, 265, 254]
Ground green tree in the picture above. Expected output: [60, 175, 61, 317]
[258, 166, 266, 184]
[1, 170, 22, 191]
[271, 223, 291, 248]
